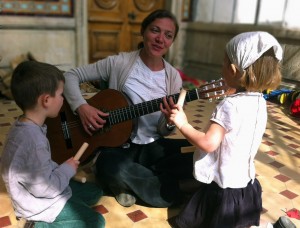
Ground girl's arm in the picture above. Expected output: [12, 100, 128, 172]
[170, 104, 226, 153]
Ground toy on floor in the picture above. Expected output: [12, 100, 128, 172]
[286, 209, 300, 220]
[290, 98, 300, 118]
[264, 88, 300, 118]
[263, 88, 293, 104]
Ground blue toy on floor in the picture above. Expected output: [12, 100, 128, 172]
[263, 88, 293, 104]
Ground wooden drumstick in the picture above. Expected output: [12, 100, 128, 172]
[181, 146, 196, 153]
[73, 175, 87, 183]
[72, 142, 89, 183]
[177, 89, 187, 107]
[74, 142, 89, 161]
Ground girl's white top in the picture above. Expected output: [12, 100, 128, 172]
[193, 92, 267, 188]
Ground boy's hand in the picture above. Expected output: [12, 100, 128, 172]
[65, 157, 80, 171]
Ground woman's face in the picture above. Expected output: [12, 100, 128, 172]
[142, 18, 176, 58]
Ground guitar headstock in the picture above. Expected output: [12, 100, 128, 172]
[196, 78, 233, 100]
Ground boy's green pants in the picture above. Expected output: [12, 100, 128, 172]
[35, 180, 105, 228]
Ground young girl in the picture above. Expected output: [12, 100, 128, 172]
[167, 31, 283, 227]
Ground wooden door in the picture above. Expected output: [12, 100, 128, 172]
[88, 0, 165, 63]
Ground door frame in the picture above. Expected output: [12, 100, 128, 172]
[75, 1, 89, 66]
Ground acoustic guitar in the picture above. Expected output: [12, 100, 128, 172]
[46, 79, 228, 164]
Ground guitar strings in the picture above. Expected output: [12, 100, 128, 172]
[108, 90, 200, 125]
[62, 120, 81, 129]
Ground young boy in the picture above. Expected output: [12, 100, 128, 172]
[1, 61, 105, 227]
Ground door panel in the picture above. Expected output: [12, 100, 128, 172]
[88, 0, 165, 63]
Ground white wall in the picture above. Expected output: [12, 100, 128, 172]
[0, 17, 75, 71]
[0, 1, 88, 72]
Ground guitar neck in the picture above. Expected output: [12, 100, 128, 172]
[108, 79, 227, 126]
[108, 89, 198, 125]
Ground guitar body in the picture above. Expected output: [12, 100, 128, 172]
[46, 89, 133, 164]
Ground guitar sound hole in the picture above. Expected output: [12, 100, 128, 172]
[95, 125, 111, 135]
[95, 116, 111, 134]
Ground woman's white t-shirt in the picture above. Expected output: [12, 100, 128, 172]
[122, 57, 167, 144]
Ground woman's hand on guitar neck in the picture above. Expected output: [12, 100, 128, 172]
[77, 103, 109, 135]
[160, 96, 176, 124]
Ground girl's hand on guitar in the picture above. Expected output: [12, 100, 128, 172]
[170, 104, 188, 130]
[65, 157, 80, 171]
[160, 96, 176, 124]
[77, 104, 109, 135]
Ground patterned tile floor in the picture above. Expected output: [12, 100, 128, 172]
[0, 95, 300, 228]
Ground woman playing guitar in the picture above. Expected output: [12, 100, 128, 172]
[63, 9, 195, 208]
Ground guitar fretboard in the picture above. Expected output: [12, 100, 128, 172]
[107, 79, 226, 126]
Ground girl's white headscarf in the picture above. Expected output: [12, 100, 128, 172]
[226, 31, 283, 72]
